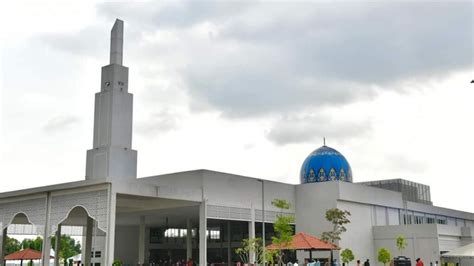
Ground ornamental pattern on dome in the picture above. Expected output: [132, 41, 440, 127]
[300, 145, 353, 184]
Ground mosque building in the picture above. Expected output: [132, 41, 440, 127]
[0, 19, 473, 266]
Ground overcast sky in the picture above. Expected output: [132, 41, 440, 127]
[1, 0, 473, 213]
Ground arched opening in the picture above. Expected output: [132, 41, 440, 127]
[2, 212, 46, 266]
[53, 206, 105, 266]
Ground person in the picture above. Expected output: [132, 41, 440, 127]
[294, 260, 299, 266]
[434, 261, 438, 266]
[356, 260, 361, 266]
[333, 259, 339, 266]
[186, 258, 193, 266]
[315, 259, 321, 266]
[416, 258, 425, 266]
[363, 259, 370, 266]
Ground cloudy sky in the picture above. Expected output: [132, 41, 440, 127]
[0, 0, 473, 212]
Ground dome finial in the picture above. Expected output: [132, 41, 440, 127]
[323, 137, 326, 146]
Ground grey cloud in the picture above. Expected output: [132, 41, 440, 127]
[95, 1, 472, 118]
[266, 113, 372, 145]
[43, 115, 80, 132]
[96, 1, 254, 29]
[136, 110, 180, 137]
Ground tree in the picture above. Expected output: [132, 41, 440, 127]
[321, 208, 351, 243]
[271, 199, 295, 266]
[21, 237, 43, 251]
[377, 248, 391, 266]
[51, 235, 81, 263]
[235, 238, 263, 264]
[340, 248, 355, 265]
[5, 236, 21, 255]
[396, 235, 407, 255]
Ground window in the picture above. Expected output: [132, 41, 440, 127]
[426, 217, 435, 224]
[414, 215, 424, 224]
[207, 229, 220, 239]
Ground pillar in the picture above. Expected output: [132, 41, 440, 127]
[105, 190, 117, 266]
[248, 222, 255, 263]
[84, 217, 94, 266]
[249, 208, 256, 264]
[138, 216, 146, 265]
[1, 227, 7, 266]
[42, 193, 52, 266]
[186, 218, 192, 260]
[199, 200, 207, 265]
[227, 221, 232, 266]
[54, 225, 61, 266]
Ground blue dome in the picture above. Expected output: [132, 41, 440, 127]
[300, 145, 353, 184]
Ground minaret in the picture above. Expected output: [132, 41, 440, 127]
[86, 19, 137, 180]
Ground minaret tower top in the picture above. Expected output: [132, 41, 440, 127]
[86, 19, 137, 180]
[110, 19, 123, 65]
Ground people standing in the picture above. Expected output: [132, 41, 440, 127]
[416, 258, 425, 266]
[356, 260, 361, 266]
[363, 259, 370, 266]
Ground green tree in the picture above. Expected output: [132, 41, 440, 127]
[235, 238, 263, 264]
[396, 235, 407, 255]
[51, 235, 81, 263]
[21, 236, 43, 251]
[341, 248, 355, 265]
[5, 236, 21, 255]
[321, 208, 351, 243]
[377, 248, 391, 266]
[271, 199, 295, 266]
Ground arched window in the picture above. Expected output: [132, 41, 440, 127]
[318, 168, 326, 182]
[339, 169, 346, 181]
[308, 169, 316, 182]
[329, 168, 337, 180]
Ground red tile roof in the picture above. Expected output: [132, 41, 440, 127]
[266, 232, 339, 251]
[4, 248, 53, 260]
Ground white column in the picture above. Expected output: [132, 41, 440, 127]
[138, 216, 146, 265]
[248, 223, 255, 263]
[227, 221, 231, 266]
[84, 217, 94, 266]
[54, 225, 61, 266]
[105, 190, 117, 266]
[199, 200, 207, 266]
[1, 227, 7, 266]
[42, 193, 52, 266]
[186, 218, 192, 260]
[249, 205, 256, 263]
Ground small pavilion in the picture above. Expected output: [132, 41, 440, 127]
[266, 232, 339, 261]
[4, 248, 54, 266]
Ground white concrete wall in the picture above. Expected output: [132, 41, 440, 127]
[114, 225, 139, 265]
[337, 200, 376, 264]
[373, 225, 440, 265]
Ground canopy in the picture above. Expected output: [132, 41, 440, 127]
[266, 232, 339, 251]
[442, 243, 474, 259]
[4, 248, 54, 261]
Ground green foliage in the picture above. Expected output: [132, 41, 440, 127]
[271, 199, 291, 210]
[321, 208, 351, 243]
[271, 199, 295, 266]
[112, 259, 123, 266]
[21, 236, 43, 251]
[5, 236, 21, 255]
[341, 248, 355, 265]
[51, 235, 81, 262]
[235, 238, 264, 264]
[396, 235, 407, 254]
[377, 248, 391, 266]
